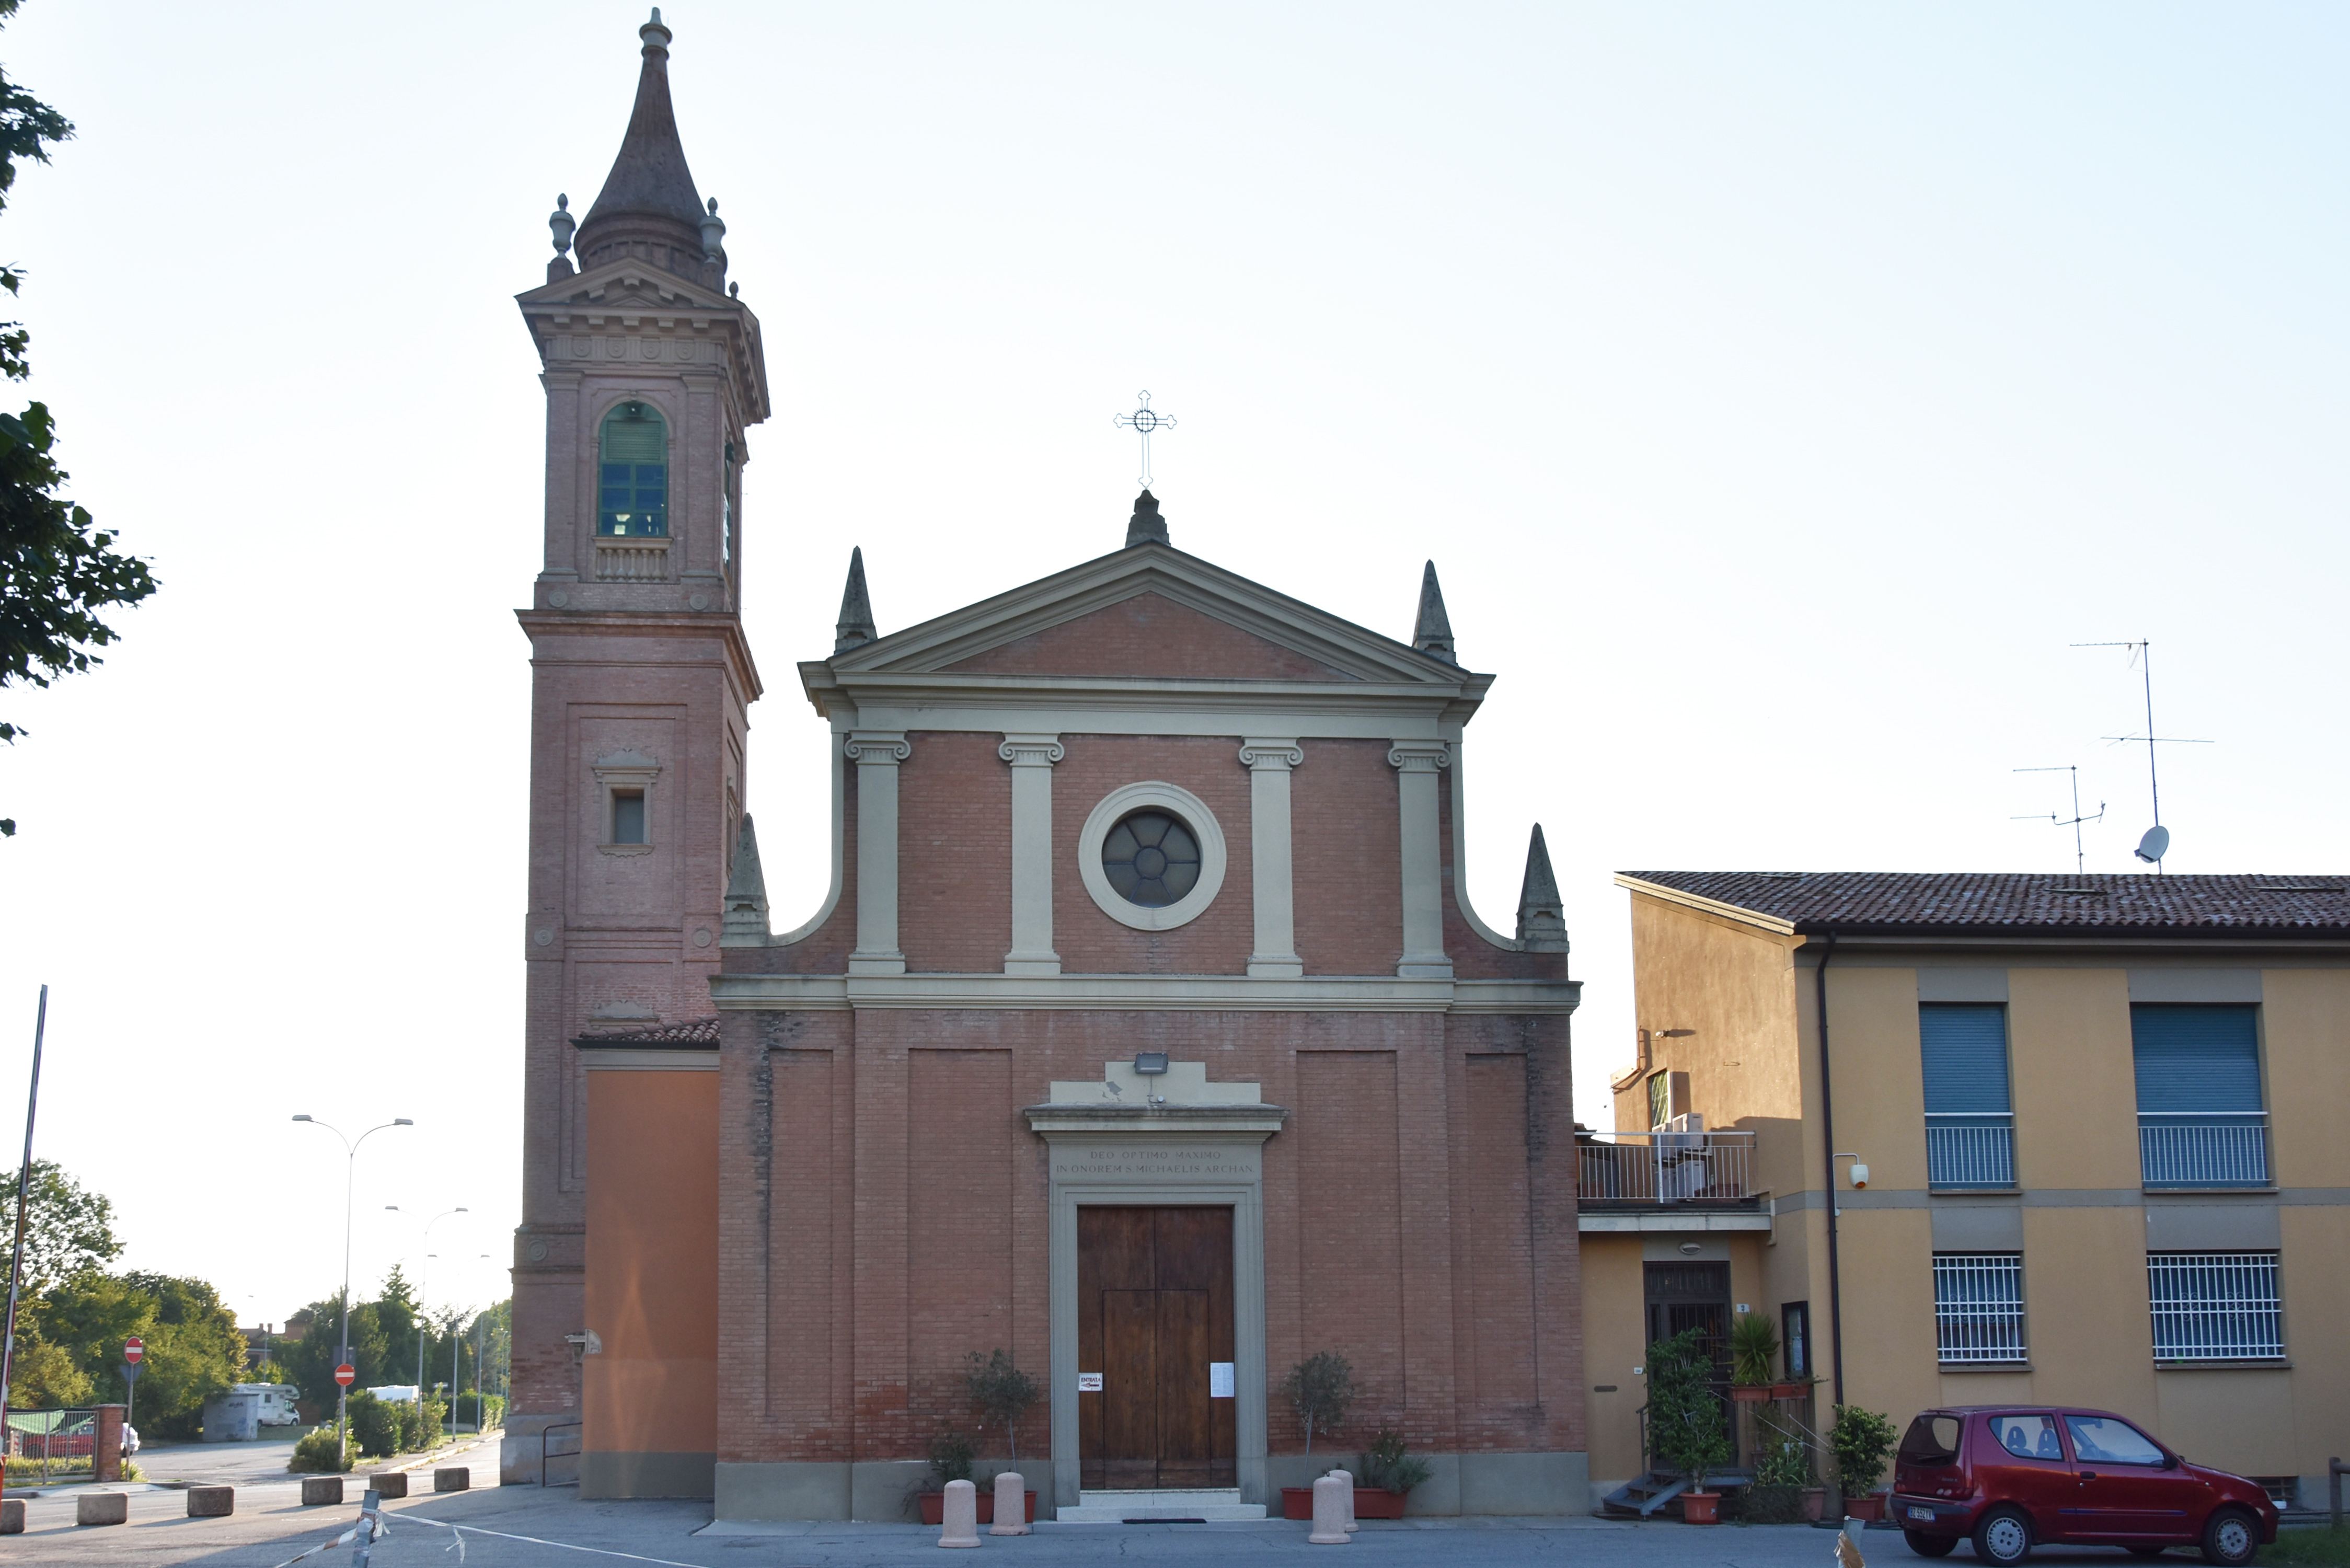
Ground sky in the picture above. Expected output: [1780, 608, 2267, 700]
[0, 2, 2341, 1330]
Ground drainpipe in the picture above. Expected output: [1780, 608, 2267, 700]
[1816, 930, 1845, 1410]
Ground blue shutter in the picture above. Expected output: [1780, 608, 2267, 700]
[1919, 1005, 2011, 1114]
[2132, 1005, 2263, 1113]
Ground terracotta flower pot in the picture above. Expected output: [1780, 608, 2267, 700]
[1681, 1490, 1722, 1525]
[1802, 1486, 1827, 1521]
[1730, 1386, 1771, 1402]
[1281, 1486, 1316, 1521]
[1845, 1493, 1886, 1523]
[1354, 1488, 1407, 1519]
[1771, 1383, 1810, 1400]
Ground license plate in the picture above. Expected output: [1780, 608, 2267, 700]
[1908, 1506, 1936, 1523]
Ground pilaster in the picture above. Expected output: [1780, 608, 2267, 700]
[999, 734, 1065, 976]
[1388, 740, 1454, 979]
[1239, 739, 1304, 978]
[846, 731, 909, 975]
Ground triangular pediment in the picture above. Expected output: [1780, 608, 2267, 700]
[517, 255, 731, 314]
[825, 543, 1467, 687]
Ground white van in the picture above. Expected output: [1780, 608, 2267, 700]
[238, 1383, 304, 1426]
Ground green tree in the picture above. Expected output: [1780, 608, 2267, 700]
[375, 1264, 420, 1385]
[0, 0, 158, 836]
[107, 1273, 244, 1439]
[4, 1315, 88, 1406]
[1645, 1327, 1732, 1488]
[0, 1159, 123, 1293]
[280, 1290, 392, 1413]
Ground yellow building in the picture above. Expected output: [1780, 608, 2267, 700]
[1582, 872, 2350, 1514]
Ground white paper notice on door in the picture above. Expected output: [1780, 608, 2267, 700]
[1208, 1362, 1235, 1398]
[1078, 1373, 1103, 1392]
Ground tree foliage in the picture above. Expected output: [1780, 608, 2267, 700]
[0, 1158, 122, 1293]
[0, 0, 157, 835]
[33, 1269, 244, 1438]
[1645, 1327, 1732, 1485]
[1280, 1350, 1358, 1457]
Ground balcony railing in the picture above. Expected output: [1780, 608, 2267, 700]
[1577, 1131, 1755, 1206]
[2139, 1114, 2270, 1190]
[1927, 1114, 2015, 1190]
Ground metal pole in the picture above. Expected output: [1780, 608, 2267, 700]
[338, 1140, 354, 1456]
[0, 985, 49, 1491]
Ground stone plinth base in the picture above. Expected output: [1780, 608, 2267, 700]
[76, 1492, 128, 1526]
[186, 1485, 235, 1517]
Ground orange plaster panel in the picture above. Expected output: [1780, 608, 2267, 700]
[585, 1068, 720, 1457]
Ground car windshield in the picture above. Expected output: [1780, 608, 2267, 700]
[2066, 1415, 2165, 1467]
[1992, 1414, 2064, 1461]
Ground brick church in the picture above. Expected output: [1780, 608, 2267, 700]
[504, 13, 1586, 1520]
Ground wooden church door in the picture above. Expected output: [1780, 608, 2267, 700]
[1077, 1206, 1237, 1489]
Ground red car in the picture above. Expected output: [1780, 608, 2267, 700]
[1890, 1405, 2278, 1565]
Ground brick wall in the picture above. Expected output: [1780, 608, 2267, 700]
[942, 592, 1351, 682]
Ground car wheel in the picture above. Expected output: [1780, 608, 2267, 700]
[2200, 1509, 2256, 1567]
[1973, 1507, 2033, 1565]
[1906, 1530, 1959, 1558]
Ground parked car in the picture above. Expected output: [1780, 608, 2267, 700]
[1891, 1406, 2277, 1565]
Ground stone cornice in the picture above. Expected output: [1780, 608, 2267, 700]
[796, 665, 1490, 734]
[1022, 1103, 1290, 1137]
[516, 255, 769, 423]
[516, 607, 764, 706]
[708, 972, 1579, 1014]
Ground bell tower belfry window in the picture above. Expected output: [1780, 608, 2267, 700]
[598, 402, 669, 537]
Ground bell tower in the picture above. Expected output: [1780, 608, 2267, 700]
[503, 8, 769, 1480]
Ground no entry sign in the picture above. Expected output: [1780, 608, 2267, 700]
[123, 1336, 143, 1365]
[335, 1364, 356, 1388]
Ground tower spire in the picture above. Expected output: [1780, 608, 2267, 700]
[572, 9, 715, 281]
[835, 548, 877, 652]
[1515, 824, 1569, 952]
[1413, 561, 1456, 664]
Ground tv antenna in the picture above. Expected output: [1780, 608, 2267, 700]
[2071, 640, 2211, 871]
[2012, 765, 2103, 874]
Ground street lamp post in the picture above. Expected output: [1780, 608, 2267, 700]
[292, 1114, 413, 1458]
[386, 1206, 468, 1392]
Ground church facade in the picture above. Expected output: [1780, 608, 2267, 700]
[506, 15, 1587, 1521]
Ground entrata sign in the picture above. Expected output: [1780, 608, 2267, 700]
[335, 1364, 356, 1388]
[123, 1336, 143, 1365]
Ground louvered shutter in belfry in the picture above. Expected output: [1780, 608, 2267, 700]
[2131, 1005, 2263, 1113]
[1919, 1004, 2012, 1115]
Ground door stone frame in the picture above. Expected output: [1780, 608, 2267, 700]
[1024, 1105, 1286, 1512]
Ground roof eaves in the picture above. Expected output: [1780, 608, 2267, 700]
[1614, 874, 1798, 937]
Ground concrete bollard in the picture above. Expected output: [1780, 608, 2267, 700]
[938, 1478, 981, 1548]
[434, 1468, 470, 1493]
[186, 1485, 235, 1517]
[989, 1470, 1029, 1536]
[0, 1498, 22, 1534]
[301, 1475, 344, 1507]
[1308, 1473, 1350, 1544]
[373, 1471, 410, 1499]
[1332, 1468, 1360, 1530]
[76, 1491, 129, 1527]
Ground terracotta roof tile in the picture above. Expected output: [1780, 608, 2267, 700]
[1619, 871, 2350, 936]
[573, 1016, 721, 1046]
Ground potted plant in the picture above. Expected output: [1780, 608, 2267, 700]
[1742, 1414, 1818, 1523]
[1646, 1328, 1732, 1524]
[1730, 1313, 1781, 1402]
[1829, 1405, 1898, 1523]
[918, 1427, 975, 1527]
[1352, 1427, 1433, 1519]
[964, 1349, 1039, 1524]
[1277, 1352, 1358, 1520]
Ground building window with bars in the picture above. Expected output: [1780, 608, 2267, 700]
[1921, 1004, 2015, 1189]
[2133, 1005, 2269, 1189]
[2148, 1252, 2284, 1362]
[1933, 1253, 2027, 1364]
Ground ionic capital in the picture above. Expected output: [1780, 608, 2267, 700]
[1238, 739, 1304, 773]
[998, 733, 1067, 768]
[844, 731, 911, 765]
[1385, 740, 1452, 774]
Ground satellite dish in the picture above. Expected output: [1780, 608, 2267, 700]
[2134, 825, 2171, 863]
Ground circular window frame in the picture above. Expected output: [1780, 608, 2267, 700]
[1077, 781, 1228, 932]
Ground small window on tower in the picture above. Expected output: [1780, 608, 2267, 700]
[598, 402, 669, 537]
[612, 789, 647, 845]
